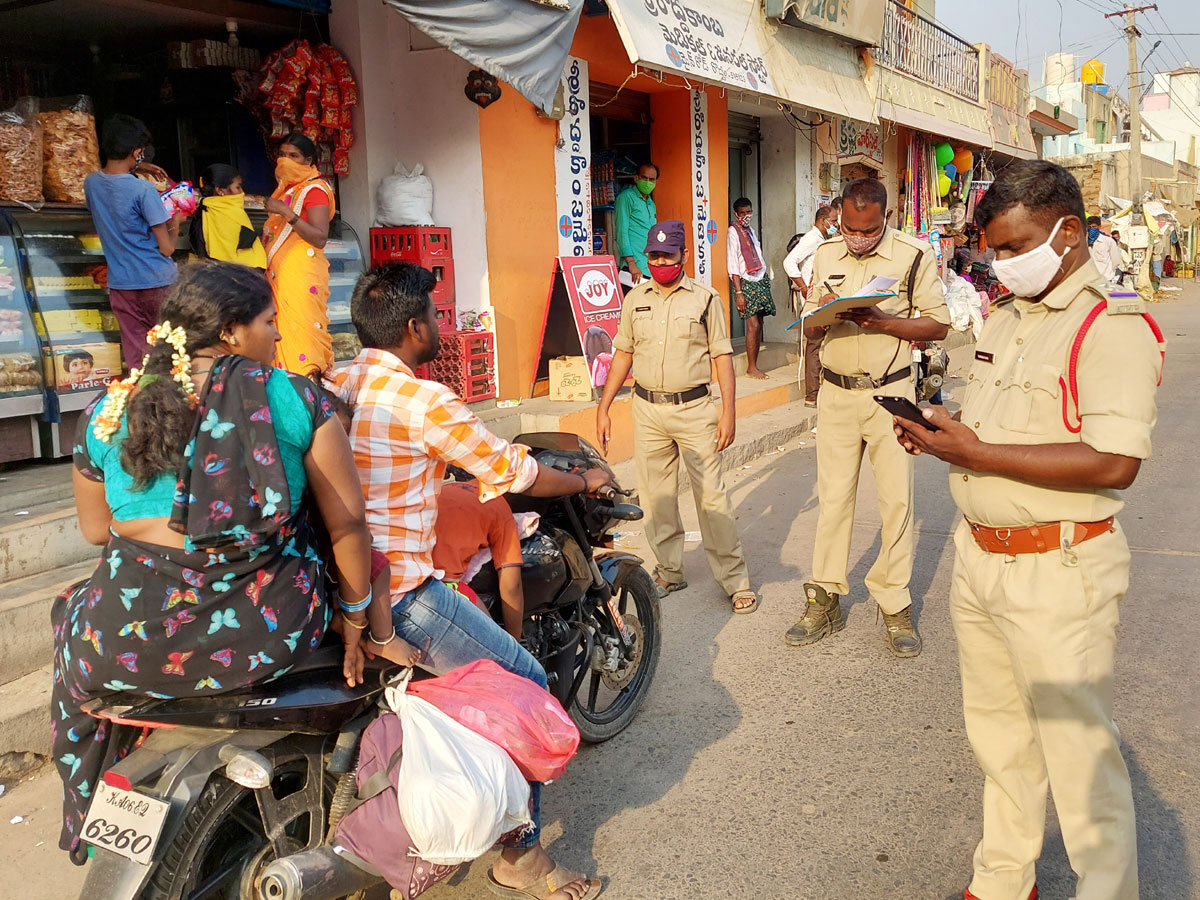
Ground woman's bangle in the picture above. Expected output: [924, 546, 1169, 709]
[289, 213, 300, 226]
[341, 615, 368, 631]
[369, 626, 396, 646]
[339, 588, 372, 614]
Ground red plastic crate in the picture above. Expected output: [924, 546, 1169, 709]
[434, 301, 456, 334]
[369, 226, 453, 268]
[428, 260, 455, 304]
[427, 330, 497, 403]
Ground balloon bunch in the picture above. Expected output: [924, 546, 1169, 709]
[935, 143, 973, 197]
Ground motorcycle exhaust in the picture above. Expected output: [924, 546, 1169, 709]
[257, 846, 379, 900]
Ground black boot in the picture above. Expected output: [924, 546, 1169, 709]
[784, 583, 844, 647]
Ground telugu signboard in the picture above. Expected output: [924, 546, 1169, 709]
[836, 117, 884, 165]
[769, 0, 885, 48]
[553, 56, 593, 257]
[690, 89, 714, 287]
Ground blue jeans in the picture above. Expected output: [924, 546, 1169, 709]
[392, 578, 546, 849]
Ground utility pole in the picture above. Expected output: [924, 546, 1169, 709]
[1107, 4, 1156, 293]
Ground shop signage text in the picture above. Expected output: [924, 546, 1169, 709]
[622, 0, 772, 94]
[690, 89, 713, 287]
[554, 56, 593, 257]
[774, 0, 885, 48]
[836, 117, 883, 163]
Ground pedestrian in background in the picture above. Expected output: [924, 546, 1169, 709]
[189, 163, 266, 268]
[784, 178, 950, 658]
[596, 219, 758, 614]
[614, 162, 659, 287]
[727, 197, 775, 379]
[84, 114, 181, 368]
[1086, 215, 1120, 283]
[783, 204, 839, 406]
[893, 159, 1162, 900]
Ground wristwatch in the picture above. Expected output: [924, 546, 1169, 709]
[288, 213, 300, 226]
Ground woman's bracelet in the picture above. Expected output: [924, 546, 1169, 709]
[369, 626, 396, 646]
[341, 615, 368, 631]
[577, 472, 588, 493]
[339, 588, 372, 614]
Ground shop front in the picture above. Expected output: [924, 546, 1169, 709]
[0, 0, 368, 463]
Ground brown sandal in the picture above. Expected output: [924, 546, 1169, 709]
[486, 864, 603, 900]
[731, 589, 759, 615]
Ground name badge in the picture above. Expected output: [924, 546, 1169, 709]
[974, 350, 994, 363]
[634, 306, 651, 312]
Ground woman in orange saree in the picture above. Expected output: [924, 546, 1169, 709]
[262, 134, 335, 378]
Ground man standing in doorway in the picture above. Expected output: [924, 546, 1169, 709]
[596, 219, 758, 615]
[614, 163, 659, 286]
[783, 205, 838, 406]
[728, 197, 775, 379]
[784, 178, 950, 657]
[893, 159, 1160, 900]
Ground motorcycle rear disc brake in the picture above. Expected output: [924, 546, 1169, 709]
[601, 614, 644, 691]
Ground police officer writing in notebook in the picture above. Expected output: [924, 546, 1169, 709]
[893, 160, 1162, 900]
[596, 219, 758, 615]
[784, 178, 950, 657]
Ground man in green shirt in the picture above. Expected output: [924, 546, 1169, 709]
[614, 163, 659, 284]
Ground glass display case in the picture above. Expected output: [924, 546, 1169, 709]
[0, 205, 366, 462]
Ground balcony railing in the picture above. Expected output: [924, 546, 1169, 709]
[875, 0, 981, 103]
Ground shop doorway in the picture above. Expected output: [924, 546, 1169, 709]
[589, 82, 652, 263]
[727, 111, 762, 343]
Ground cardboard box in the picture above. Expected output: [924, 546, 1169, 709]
[44, 342, 122, 392]
[549, 356, 592, 402]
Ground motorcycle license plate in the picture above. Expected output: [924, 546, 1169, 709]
[81, 780, 169, 866]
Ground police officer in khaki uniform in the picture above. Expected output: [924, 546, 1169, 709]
[894, 161, 1162, 900]
[785, 178, 950, 656]
[596, 219, 757, 614]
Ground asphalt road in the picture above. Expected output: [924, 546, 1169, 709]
[3, 285, 1197, 900]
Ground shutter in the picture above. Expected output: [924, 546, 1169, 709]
[589, 82, 651, 123]
[728, 112, 762, 146]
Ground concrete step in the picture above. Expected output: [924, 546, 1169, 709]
[0, 664, 53, 772]
[0, 561, 97, 686]
[0, 501, 95, 584]
[0, 460, 74, 516]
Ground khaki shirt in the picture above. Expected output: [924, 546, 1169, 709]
[806, 228, 950, 378]
[951, 260, 1162, 527]
[613, 275, 733, 392]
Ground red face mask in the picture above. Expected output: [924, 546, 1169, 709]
[649, 261, 684, 284]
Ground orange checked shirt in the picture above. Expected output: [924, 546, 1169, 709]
[337, 348, 539, 600]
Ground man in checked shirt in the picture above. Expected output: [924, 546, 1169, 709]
[338, 262, 609, 900]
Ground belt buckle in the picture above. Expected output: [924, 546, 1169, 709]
[855, 375, 874, 390]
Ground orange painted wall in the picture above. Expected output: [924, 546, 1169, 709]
[478, 14, 733, 398]
[477, 94, 558, 400]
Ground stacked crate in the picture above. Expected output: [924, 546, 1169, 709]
[369, 226, 456, 330]
[367, 226, 497, 402]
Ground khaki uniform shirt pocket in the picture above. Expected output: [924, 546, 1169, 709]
[671, 311, 710, 388]
[630, 308, 655, 345]
[998, 363, 1062, 435]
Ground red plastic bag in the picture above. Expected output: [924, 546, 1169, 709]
[408, 659, 580, 782]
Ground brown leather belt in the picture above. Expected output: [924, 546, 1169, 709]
[633, 383, 709, 405]
[966, 517, 1115, 554]
[822, 367, 910, 391]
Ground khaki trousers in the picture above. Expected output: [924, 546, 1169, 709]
[632, 394, 750, 595]
[811, 380, 914, 614]
[950, 520, 1137, 900]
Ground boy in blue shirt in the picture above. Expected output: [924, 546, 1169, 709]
[84, 115, 182, 368]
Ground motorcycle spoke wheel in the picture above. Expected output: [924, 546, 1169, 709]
[570, 566, 661, 743]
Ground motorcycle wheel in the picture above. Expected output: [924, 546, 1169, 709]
[139, 753, 364, 900]
[570, 565, 661, 743]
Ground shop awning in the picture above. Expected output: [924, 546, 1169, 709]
[383, 0, 584, 115]
[605, 0, 876, 123]
[874, 67, 991, 148]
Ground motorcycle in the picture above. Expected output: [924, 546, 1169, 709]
[73, 433, 660, 900]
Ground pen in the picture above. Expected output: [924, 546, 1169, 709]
[823, 280, 836, 297]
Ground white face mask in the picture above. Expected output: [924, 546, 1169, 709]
[991, 217, 1069, 297]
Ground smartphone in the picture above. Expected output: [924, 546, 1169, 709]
[873, 395, 940, 431]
